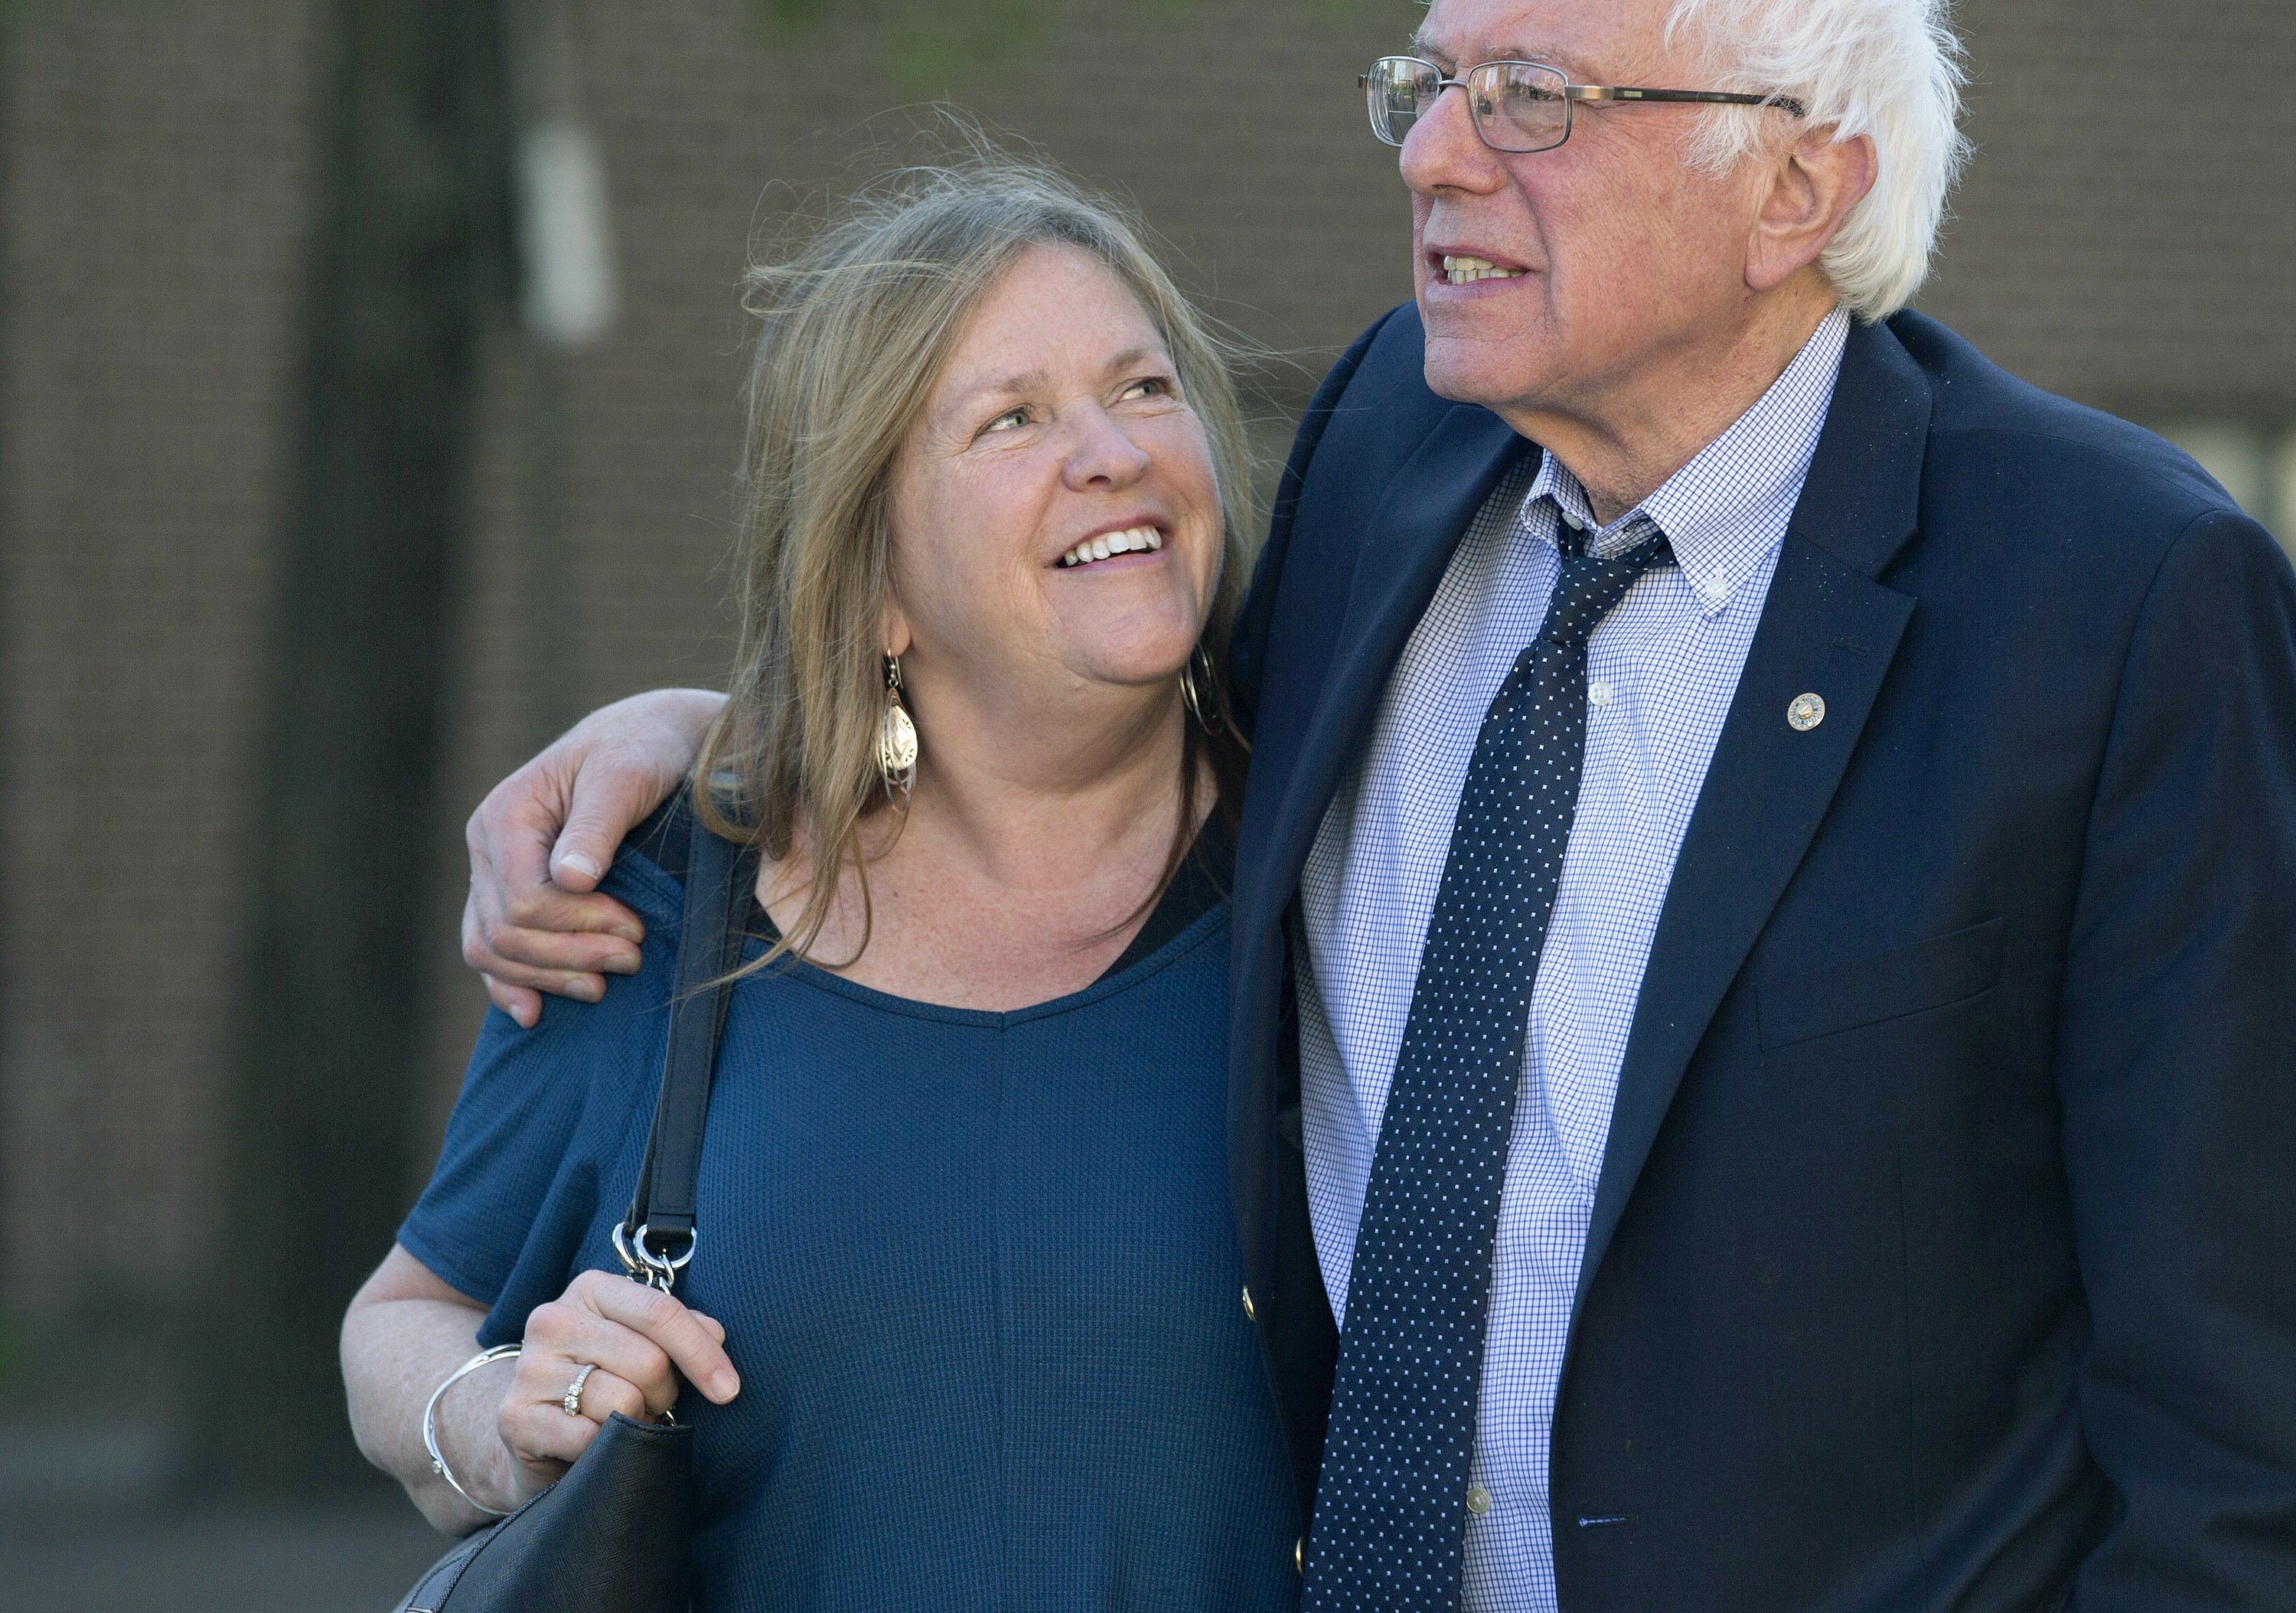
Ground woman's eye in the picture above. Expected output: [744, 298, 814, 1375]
[1119, 377, 1171, 402]
[981, 407, 1029, 435]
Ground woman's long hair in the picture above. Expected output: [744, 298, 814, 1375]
[695, 149, 1258, 964]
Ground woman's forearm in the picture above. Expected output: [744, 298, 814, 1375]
[342, 1250, 520, 1534]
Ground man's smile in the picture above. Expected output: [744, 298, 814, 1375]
[1437, 252, 1527, 285]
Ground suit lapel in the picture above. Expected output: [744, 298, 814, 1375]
[1573, 318, 1934, 1318]
[1251, 407, 1534, 932]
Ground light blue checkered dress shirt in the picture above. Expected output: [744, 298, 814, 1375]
[1296, 306, 1851, 1612]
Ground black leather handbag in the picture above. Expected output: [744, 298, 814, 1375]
[393, 812, 752, 1613]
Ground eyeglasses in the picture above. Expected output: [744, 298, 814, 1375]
[1360, 55, 1805, 155]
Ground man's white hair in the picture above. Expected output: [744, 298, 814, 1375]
[1665, 0, 1969, 318]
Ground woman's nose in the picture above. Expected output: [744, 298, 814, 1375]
[1062, 407, 1152, 490]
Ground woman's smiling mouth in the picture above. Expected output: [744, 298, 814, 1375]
[1057, 525, 1165, 568]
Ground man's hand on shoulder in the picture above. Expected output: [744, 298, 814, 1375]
[462, 687, 728, 1027]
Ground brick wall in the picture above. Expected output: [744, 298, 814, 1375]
[1923, 0, 2296, 417]
[0, 0, 320, 1333]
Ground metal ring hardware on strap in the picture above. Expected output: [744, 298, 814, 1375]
[612, 1221, 697, 1293]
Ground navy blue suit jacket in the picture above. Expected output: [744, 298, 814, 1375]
[1226, 305, 2296, 1611]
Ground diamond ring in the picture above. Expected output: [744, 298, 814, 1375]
[562, 1362, 598, 1419]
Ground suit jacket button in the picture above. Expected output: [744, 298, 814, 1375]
[1295, 1536, 1304, 1575]
[1241, 1285, 1257, 1322]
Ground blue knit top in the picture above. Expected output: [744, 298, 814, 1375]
[398, 823, 1300, 1611]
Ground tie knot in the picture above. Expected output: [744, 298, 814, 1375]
[1538, 515, 1672, 651]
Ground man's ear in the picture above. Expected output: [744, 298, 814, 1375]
[1746, 128, 1878, 294]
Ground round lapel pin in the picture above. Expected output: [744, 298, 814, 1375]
[1787, 692, 1826, 732]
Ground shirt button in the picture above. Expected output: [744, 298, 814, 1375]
[1560, 511, 1586, 532]
[1466, 1484, 1493, 1516]
[1588, 680, 1614, 707]
[1241, 1285, 1257, 1323]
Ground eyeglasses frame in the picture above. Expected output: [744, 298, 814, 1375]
[1359, 55, 1808, 155]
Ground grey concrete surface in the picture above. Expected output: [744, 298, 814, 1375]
[0, 1500, 449, 1613]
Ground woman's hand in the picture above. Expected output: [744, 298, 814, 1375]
[462, 688, 727, 1027]
[496, 1269, 743, 1501]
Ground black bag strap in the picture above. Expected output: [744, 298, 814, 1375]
[614, 807, 753, 1292]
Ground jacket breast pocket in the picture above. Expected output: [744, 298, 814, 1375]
[1756, 917, 2007, 1052]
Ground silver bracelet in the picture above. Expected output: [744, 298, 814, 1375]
[422, 1344, 522, 1518]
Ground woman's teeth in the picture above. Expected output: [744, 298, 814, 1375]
[1058, 526, 1164, 568]
[1441, 254, 1525, 286]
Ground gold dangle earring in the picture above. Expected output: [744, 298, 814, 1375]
[1178, 642, 1225, 735]
[876, 654, 918, 808]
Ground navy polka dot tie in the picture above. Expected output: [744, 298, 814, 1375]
[1303, 513, 1674, 1611]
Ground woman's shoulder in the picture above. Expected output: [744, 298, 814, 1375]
[455, 797, 703, 1060]
[596, 795, 702, 929]
[400, 800, 706, 1304]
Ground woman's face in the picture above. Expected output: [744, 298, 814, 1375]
[884, 244, 1224, 708]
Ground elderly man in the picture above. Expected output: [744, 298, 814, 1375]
[460, 0, 2296, 1607]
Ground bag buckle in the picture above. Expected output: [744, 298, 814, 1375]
[612, 1221, 696, 1293]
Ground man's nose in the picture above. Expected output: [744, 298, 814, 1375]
[1398, 82, 1504, 196]
[1063, 407, 1152, 489]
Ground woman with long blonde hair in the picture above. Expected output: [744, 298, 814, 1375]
[342, 158, 1299, 1609]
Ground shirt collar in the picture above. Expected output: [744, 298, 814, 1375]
[1519, 305, 1851, 617]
